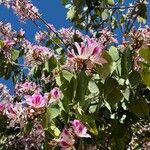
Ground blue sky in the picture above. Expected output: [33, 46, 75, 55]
[0, 0, 70, 91]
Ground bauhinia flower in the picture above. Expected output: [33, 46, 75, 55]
[0, 103, 5, 112]
[25, 44, 53, 66]
[71, 119, 91, 138]
[12, 0, 40, 21]
[50, 87, 61, 100]
[58, 128, 75, 149]
[15, 80, 41, 96]
[25, 93, 46, 109]
[44, 87, 61, 104]
[65, 38, 107, 71]
[5, 103, 25, 128]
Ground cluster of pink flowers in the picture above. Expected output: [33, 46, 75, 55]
[65, 37, 107, 72]
[0, 21, 25, 61]
[5, 102, 26, 128]
[15, 80, 41, 96]
[0, 101, 26, 128]
[98, 28, 118, 45]
[128, 27, 150, 49]
[0, 83, 12, 102]
[35, 31, 47, 43]
[125, 26, 150, 71]
[0, 21, 25, 40]
[25, 87, 61, 109]
[8, 121, 45, 149]
[35, 24, 56, 43]
[0, 0, 11, 7]
[59, 27, 83, 43]
[0, 82, 62, 130]
[57, 120, 91, 149]
[24, 44, 53, 66]
[12, 0, 40, 21]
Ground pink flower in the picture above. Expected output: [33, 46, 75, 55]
[0, 103, 5, 112]
[66, 38, 107, 71]
[35, 31, 47, 43]
[58, 128, 75, 148]
[25, 93, 46, 109]
[50, 87, 61, 100]
[71, 120, 91, 138]
[3, 39, 15, 47]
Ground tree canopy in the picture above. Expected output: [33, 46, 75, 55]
[0, 0, 150, 149]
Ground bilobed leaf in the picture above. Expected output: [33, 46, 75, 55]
[76, 109, 98, 135]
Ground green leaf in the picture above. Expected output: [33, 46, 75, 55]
[48, 106, 60, 120]
[121, 52, 128, 79]
[140, 68, 150, 87]
[88, 80, 99, 94]
[67, 6, 76, 20]
[104, 77, 118, 96]
[62, 70, 74, 82]
[11, 49, 20, 61]
[33, 65, 43, 78]
[74, 71, 90, 103]
[129, 71, 141, 87]
[61, 76, 77, 111]
[129, 98, 149, 118]
[24, 122, 34, 135]
[109, 46, 119, 61]
[137, 3, 147, 19]
[0, 40, 4, 47]
[139, 48, 150, 62]
[107, 0, 114, 5]
[101, 10, 109, 20]
[61, 0, 68, 5]
[106, 88, 123, 106]
[96, 52, 113, 79]
[76, 109, 98, 135]
[44, 56, 57, 73]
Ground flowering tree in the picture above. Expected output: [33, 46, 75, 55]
[0, 0, 150, 149]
